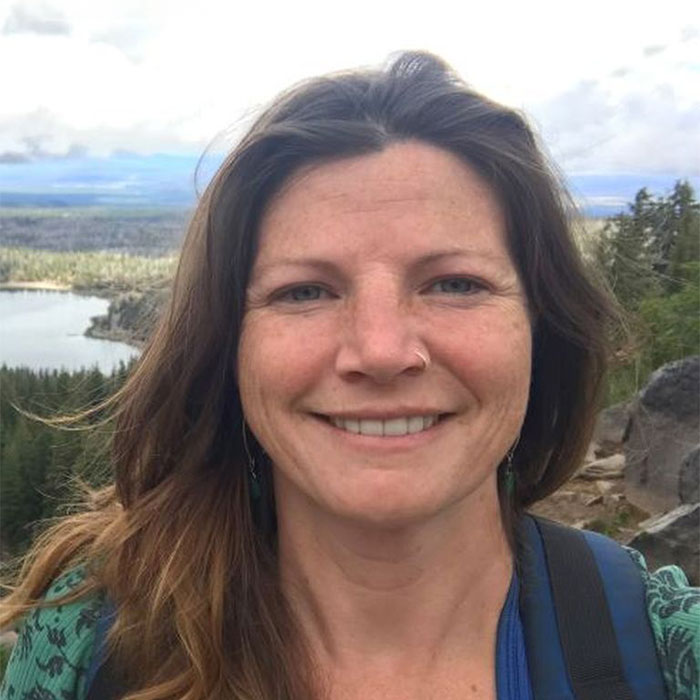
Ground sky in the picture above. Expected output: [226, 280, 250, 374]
[1, 0, 699, 177]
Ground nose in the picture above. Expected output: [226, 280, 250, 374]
[334, 285, 428, 384]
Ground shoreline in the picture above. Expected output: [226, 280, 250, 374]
[85, 325, 144, 350]
[1, 281, 145, 350]
[0, 280, 72, 292]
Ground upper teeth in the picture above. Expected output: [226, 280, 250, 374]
[331, 415, 438, 436]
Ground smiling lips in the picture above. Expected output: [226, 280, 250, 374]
[327, 414, 442, 437]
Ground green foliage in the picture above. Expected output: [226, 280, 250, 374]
[0, 247, 176, 292]
[638, 263, 700, 366]
[596, 181, 700, 404]
[596, 192, 653, 307]
[0, 365, 131, 557]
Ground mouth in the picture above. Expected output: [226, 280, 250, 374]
[317, 413, 451, 437]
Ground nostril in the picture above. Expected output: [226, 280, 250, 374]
[335, 345, 432, 384]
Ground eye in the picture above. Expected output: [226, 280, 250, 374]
[277, 284, 331, 302]
[425, 277, 483, 295]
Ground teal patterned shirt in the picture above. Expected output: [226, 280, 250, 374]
[2, 552, 698, 699]
[626, 548, 700, 700]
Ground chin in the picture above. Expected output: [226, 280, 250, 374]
[334, 503, 439, 530]
[325, 483, 465, 530]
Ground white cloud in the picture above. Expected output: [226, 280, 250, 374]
[1, 0, 698, 174]
[530, 33, 700, 174]
[2, 0, 70, 35]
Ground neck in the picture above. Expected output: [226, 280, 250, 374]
[276, 475, 513, 674]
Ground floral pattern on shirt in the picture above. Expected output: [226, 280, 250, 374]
[0, 569, 102, 700]
[2, 553, 699, 699]
[626, 548, 700, 700]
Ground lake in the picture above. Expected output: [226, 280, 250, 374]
[0, 289, 140, 373]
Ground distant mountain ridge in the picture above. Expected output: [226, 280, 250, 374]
[1, 153, 698, 218]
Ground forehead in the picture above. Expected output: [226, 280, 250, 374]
[256, 141, 508, 262]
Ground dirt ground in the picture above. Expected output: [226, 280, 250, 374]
[529, 473, 650, 543]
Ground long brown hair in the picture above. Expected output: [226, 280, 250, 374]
[1, 51, 615, 698]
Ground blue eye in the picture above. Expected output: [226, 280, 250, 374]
[428, 278, 480, 294]
[281, 285, 327, 302]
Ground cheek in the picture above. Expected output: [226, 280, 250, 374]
[439, 311, 532, 397]
[238, 315, 333, 405]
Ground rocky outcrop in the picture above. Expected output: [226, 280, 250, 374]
[624, 356, 700, 514]
[621, 357, 699, 583]
[679, 446, 700, 504]
[533, 356, 699, 555]
[627, 503, 700, 586]
[592, 402, 631, 457]
[577, 454, 625, 481]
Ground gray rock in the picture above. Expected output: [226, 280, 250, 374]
[640, 356, 700, 422]
[679, 446, 700, 504]
[577, 454, 625, 480]
[625, 357, 700, 513]
[627, 503, 700, 586]
[593, 402, 631, 455]
[584, 441, 599, 463]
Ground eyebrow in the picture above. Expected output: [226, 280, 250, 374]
[410, 248, 510, 267]
[252, 257, 342, 279]
[252, 247, 510, 278]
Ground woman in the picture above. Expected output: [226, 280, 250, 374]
[1, 52, 697, 700]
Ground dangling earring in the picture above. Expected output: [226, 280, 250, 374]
[504, 450, 516, 497]
[503, 436, 520, 497]
[242, 420, 261, 501]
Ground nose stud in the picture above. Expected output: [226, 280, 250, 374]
[415, 350, 431, 371]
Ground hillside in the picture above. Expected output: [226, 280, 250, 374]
[0, 207, 189, 255]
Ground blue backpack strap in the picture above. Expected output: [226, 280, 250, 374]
[85, 600, 128, 700]
[580, 529, 667, 700]
[519, 515, 667, 700]
[518, 515, 576, 700]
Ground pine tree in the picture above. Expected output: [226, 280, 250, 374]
[668, 181, 700, 288]
[597, 182, 700, 404]
[597, 188, 659, 309]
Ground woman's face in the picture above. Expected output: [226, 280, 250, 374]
[238, 141, 532, 527]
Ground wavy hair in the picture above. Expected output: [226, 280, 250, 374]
[1, 51, 615, 698]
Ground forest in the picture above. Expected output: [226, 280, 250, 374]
[0, 182, 698, 562]
[0, 246, 177, 293]
[0, 207, 187, 255]
[0, 363, 131, 559]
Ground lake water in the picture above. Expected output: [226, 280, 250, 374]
[0, 289, 140, 373]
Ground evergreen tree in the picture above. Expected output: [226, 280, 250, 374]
[668, 181, 700, 288]
[597, 180, 699, 307]
[0, 364, 131, 556]
[597, 188, 659, 309]
[598, 181, 700, 403]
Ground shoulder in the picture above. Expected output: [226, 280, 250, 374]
[625, 546, 700, 700]
[1, 568, 104, 700]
